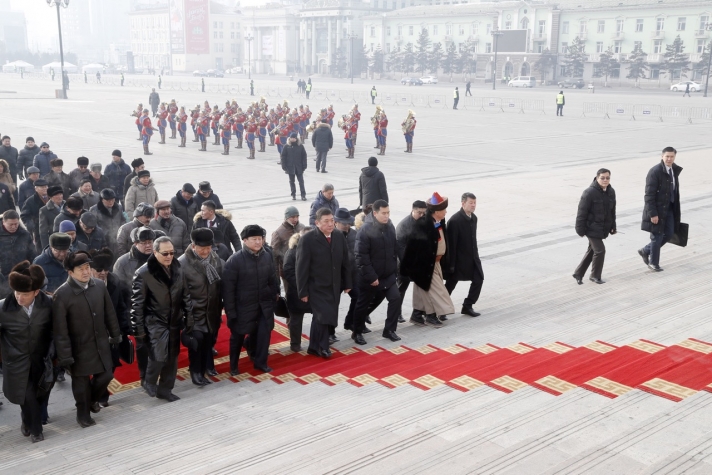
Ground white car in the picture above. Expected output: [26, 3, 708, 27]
[227, 66, 243, 74]
[670, 81, 700, 92]
[420, 76, 438, 84]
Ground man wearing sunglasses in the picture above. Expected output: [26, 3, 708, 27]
[573, 168, 617, 284]
[131, 236, 194, 402]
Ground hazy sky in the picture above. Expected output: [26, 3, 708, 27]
[12, 0, 60, 51]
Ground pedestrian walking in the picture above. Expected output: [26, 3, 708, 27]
[444, 192, 485, 315]
[32, 142, 57, 178]
[270, 206, 305, 291]
[1, 210, 37, 278]
[282, 227, 313, 351]
[371, 86, 377, 104]
[400, 192, 454, 327]
[573, 170, 617, 285]
[149, 200, 190, 257]
[103, 150, 131, 201]
[69, 156, 90, 195]
[193, 181, 223, 210]
[281, 133, 308, 200]
[88, 189, 126, 256]
[250, 79, 254, 96]
[352, 200, 402, 345]
[309, 183, 339, 225]
[0, 136, 19, 198]
[556, 90, 565, 116]
[120, 73, 124, 87]
[193, 200, 241, 253]
[116, 203, 154, 257]
[178, 228, 224, 386]
[311, 121, 333, 174]
[18, 137, 40, 180]
[201, 78, 205, 93]
[131, 236, 194, 402]
[222, 225, 279, 374]
[158, 75, 162, 90]
[169, 183, 198, 234]
[638, 147, 683, 272]
[53, 250, 122, 427]
[95, 71, 101, 83]
[466, 80, 472, 96]
[683, 83, 690, 97]
[37, 187, 65, 251]
[395, 201, 427, 320]
[453, 87, 459, 110]
[296, 208, 351, 358]
[149, 88, 161, 117]
[358, 157, 389, 209]
[0, 261, 53, 443]
[124, 170, 158, 215]
[84, 71, 87, 83]
[401, 110, 416, 153]
[44, 159, 72, 199]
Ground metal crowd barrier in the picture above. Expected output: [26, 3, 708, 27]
[521, 99, 545, 114]
[607, 103, 636, 120]
[581, 102, 609, 118]
[502, 98, 522, 113]
[428, 94, 448, 108]
[481, 98, 503, 112]
[633, 104, 663, 121]
[689, 107, 712, 122]
[659, 106, 691, 122]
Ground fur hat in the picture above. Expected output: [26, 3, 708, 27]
[49, 233, 72, 250]
[191, 227, 214, 247]
[131, 158, 144, 169]
[137, 170, 150, 178]
[198, 181, 212, 192]
[48, 185, 64, 197]
[90, 163, 102, 172]
[77, 156, 89, 166]
[134, 226, 156, 243]
[426, 192, 448, 211]
[63, 250, 92, 271]
[133, 202, 155, 218]
[112, 149, 122, 157]
[100, 188, 116, 200]
[65, 196, 84, 211]
[240, 224, 264, 240]
[89, 248, 114, 271]
[8, 261, 45, 292]
[50, 158, 64, 167]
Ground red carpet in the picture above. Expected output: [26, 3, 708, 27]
[108, 323, 712, 403]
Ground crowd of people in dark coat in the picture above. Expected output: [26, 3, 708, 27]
[0, 134, 684, 444]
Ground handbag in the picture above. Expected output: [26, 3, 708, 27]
[274, 296, 289, 319]
[37, 342, 57, 395]
[180, 330, 198, 352]
[118, 336, 135, 365]
[668, 222, 689, 247]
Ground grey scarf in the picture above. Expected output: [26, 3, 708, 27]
[200, 255, 220, 285]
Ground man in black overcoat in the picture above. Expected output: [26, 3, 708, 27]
[296, 208, 351, 358]
[573, 170, 617, 284]
[222, 225, 279, 375]
[444, 192, 485, 316]
[131, 236, 194, 401]
[638, 147, 683, 272]
[0, 262, 53, 442]
[52, 251, 122, 427]
[395, 201, 427, 320]
[280, 133, 308, 200]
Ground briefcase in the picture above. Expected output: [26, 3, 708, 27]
[668, 222, 689, 247]
[119, 336, 135, 365]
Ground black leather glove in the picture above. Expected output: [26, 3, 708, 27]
[109, 335, 123, 345]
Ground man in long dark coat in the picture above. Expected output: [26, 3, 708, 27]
[131, 236, 194, 401]
[179, 228, 224, 385]
[296, 208, 351, 358]
[0, 262, 53, 442]
[53, 251, 122, 428]
[222, 225, 279, 375]
[444, 192, 485, 316]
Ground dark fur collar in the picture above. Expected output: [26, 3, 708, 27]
[147, 253, 181, 286]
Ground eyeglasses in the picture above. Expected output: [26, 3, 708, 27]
[158, 251, 175, 257]
[598, 176, 611, 180]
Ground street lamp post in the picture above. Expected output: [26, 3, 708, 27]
[704, 23, 712, 98]
[244, 33, 253, 79]
[349, 34, 358, 84]
[492, 30, 504, 91]
[47, 0, 70, 99]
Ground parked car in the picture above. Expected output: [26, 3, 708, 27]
[207, 69, 224, 78]
[557, 78, 585, 89]
[401, 77, 423, 86]
[226, 66, 243, 74]
[670, 81, 701, 92]
[420, 76, 438, 84]
[192, 70, 208, 77]
[507, 76, 536, 88]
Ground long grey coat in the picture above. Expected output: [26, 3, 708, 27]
[0, 292, 53, 404]
[52, 277, 121, 376]
[38, 199, 63, 250]
[296, 228, 351, 326]
[178, 247, 224, 334]
[150, 215, 190, 257]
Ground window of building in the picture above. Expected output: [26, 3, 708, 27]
[505, 21, 511, 30]
[231, 43, 236, 53]
[561, 41, 568, 51]
[656, 18, 664, 31]
[596, 41, 603, 53]
[562, 21, 569, 34]
[471, 23, 478, 35]
[219, 31, 223, 39]
[634, 40, 642, 51]
[231, 22, 235, 29]
[397, 26, 402, 36]
[371, 26, 376, 37]
[696, 39, 707, 53]
[231, 32, 235, 39]
[409, 25, 413, 35]
[616, 19, 624, 32]
[677, 17, 686, 31]
[219, 22, 223, 29]
[653, 39, 662, 53]
[214, 21, 217, 29]
[614, 41, 622, 53]
[485, 42, 491, 53]
[579, 20, 587, 34]
[700, 16, 710, 31]
[214, 31, 218, 39]
[393, 1, 397, 8]
[536, 43, 543, 53]
[433, 25, 438, 35]
[486, 23, 491, 35]
[386, 26, 391, 35]
[446, 24, 452, 35]
[374, 0, 378, 7]
[459, 25, 465, 35]
[370, 43, 374, 52]
[636, 19, 644, 32]
[538, 20, 546, 37]
[597, 20, 605, 33]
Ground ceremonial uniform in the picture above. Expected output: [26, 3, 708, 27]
[141, 113, 154, 155]
[244, 121, 257, 160]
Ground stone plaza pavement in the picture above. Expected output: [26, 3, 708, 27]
[0, 75, 711, 473]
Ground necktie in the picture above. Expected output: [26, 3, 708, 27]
[668, 168, 674, 203]
[326, 236, 331, 244]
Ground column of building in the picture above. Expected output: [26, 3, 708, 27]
[311, 20, 317, 75]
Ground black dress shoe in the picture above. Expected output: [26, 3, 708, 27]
[425, 314, 443, 328]
[99, 401, 109, 408]
[307, 348, 321, 357]
[229, 369, 240, 376]
[352, 332, 367, 345]
[362, 327, 372, 334]
[207, 369, 218, 377]
[410, 313, 426, 326]
[321, 349, 332, 359]
[254, 365, 273, 373]
[589, 277, 605, 284]
[290, 344, 302, 352]
[191, 372, 207, 387]
[56, 372, 65, 382]
[76, 417, 96, 428]
[145, 383, 158, 397]
[31, 433, 44, 443]
[329, 335, 339, 344]
[461, 307, 481, 317]
[638, 248, 649, 266]
[21, 422, 30, 437]
[365, 316, 372, 324]
[201, 375, 212, 384]
[89, 402, 101, 413]
[572, 274, 583, 285]
[439, 315, 448, 321]
[212, 348, 218, 356]
[382, 330, 401, 342]
[156, 391, 181, 402]
[397, 315, 406, 323]
[648, 264, 663, 272]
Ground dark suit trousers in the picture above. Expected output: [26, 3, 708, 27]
[308, 321, 331, 353]
[20, 365, 48, 436]
[574, 236, 606, 280]
[136, 335, 149, 380]
[289, 173, 306, 198]
[445, 277, 484, 308]
[316, 151, 328, 171]
[354, 280, 401, 334]
[188, 330, 213, 375]
[229, 315, 271, 372]
[70, 370, 113, 421]
[145, 344, 179, 393]
[288, 311, 305, 348]
[643, 203, 676, 266]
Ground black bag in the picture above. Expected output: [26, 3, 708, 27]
[274, 296, 289, 319]
[668, 222, 689, 247]
[118, 336, 135, 365]
[180, 330, 198, 352]
[37, 342, 57, 395]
